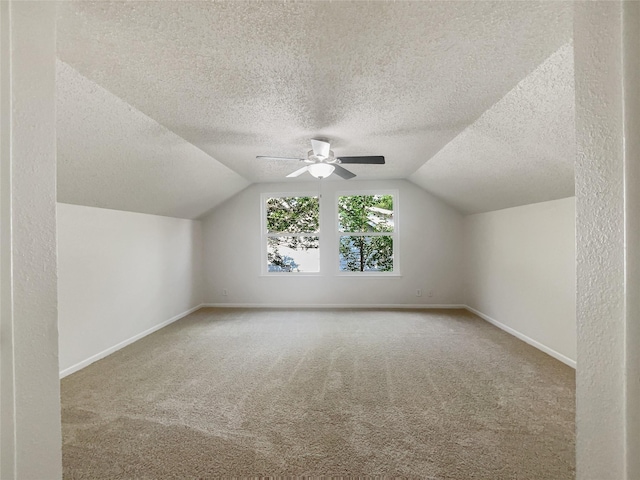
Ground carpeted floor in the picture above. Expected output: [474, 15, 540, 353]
[61, 308, 575, 479]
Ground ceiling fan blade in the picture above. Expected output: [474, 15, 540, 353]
[256, 156, 305, 162]
[333, 164, 356, 180]
[286, 166, 309, 178]
[310, 139, 330, 158]
[337, 155, 385, 164]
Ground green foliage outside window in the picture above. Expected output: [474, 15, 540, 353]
[339, 235, 393, 272]
[266, 196, 319, 271]
[266, 196, 319, 234]
[264, 194, 394, 273]
[338, 195, 394, 272]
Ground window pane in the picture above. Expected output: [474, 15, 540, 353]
[338, 195, 394, 233]
[267, 236, 319, 272]
[339, 235, 393, 272]
[266, 196, 319, 233]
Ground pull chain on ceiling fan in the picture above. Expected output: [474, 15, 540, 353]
[256, 139, 385, 179]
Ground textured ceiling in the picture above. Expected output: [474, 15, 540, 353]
[57, 61, 249, 219]
[410, 42, 575, 214]
[56, 1, 574, 218]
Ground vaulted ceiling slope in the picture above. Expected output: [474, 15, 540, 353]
[56, 1, 573, 218]
[57, 61, 249, 219]
[410, 42, 575, 215]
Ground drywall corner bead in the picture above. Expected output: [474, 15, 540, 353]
[574, 2, 629, 479]
[2, 2, 62, 478]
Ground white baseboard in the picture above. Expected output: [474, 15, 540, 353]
[60, 303, 575, 376]
[200, 303, 467, 309]
[463, 305, 576, 369]
[59, 304, 205, 378]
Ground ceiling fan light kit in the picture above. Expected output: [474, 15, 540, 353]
[257, 139, 385, 180]
[307, 163, 335, 179]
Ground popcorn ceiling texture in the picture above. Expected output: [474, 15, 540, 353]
[410, 43, 575, 215]
[55, 1, 573, 218]
[56, 61, 249, 219]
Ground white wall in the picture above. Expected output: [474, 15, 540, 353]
[623, 2, 640, 474]
[574, 3, 640, 478]
[201, 179, 464, 306]
[0, 3, 62, 478]
[463, 197, 576, 366]
[57, 203, 204, 375]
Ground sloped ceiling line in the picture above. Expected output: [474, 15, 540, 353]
[409, 42, 576, 215]
[56, 60, 250, 219]
[56, 1, 573, 217]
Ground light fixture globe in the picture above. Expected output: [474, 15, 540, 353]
[307, 163, 335, 179]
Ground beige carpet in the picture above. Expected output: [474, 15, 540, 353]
[61, 308, 575, 479]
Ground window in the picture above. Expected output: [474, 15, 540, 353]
[338, 194, 396, 272]
[262, 191, 398, 275]
[263, 195, 320, 273]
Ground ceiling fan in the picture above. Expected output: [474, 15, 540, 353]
[256, 139, 385, 179]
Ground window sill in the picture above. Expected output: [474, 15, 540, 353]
[260, 272, 322, 277]
[260, 272, 402, 277]
[336, 272, 402, 277]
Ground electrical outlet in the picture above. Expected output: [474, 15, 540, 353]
[416, 289, 422, 297]
[222, 289, 228, 296]
[428, 290, 434, 298]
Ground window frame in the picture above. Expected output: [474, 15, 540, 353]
[335, 190, 400, 276]
[260, 192, 322, 276]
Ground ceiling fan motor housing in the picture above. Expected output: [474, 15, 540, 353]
[307, 150, 337, 164]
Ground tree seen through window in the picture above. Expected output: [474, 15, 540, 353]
[265, 196, 319, 273]
[338, 195, 394, 272]
[263, 193, 396, 273]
